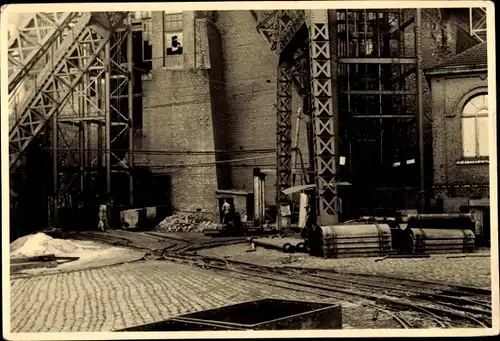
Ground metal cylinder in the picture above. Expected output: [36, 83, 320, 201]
[407, 228, 475, 254]
[253, 168, 262, 225]
[313, 224, 392, 258]
[296, 242, 307, 253]
[260, 173, 266, 224]
[298, 192, 309, 228]
[283, 243, 296, 253]
[252, 239, 285, 251]
[408, 213, 473, 221]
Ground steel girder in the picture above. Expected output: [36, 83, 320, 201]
[276, 65, 293, 208]
[252, 10, 308, 95]
[55, 14, 134, 206]
[9, 12, 94, 168]
[307, 10, 338, 225]
[254, 9, 336, 224]
[8, 12, 129, 170]
[470, 7, 487, 42]
[55, 28, 110, 198]
[8, 13, 92, 134]
[8, 12, 81, 93]
[255, 10, 306, 53]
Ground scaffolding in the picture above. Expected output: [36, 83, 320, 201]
[255, 8, 425, 222]
[8, 12, 134, 230]
[256, 9, 338, 227]
[336, 9, 424, 214]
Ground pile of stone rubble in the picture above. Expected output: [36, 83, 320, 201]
[155, 213, 219, 233]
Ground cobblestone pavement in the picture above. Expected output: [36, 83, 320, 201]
[10, 260, 401, 333]
[199, 244, 492, 289]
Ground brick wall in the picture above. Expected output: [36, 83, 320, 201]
[141, 9, 482, 215]
[206, 19, 232, 190]
[142, 68, 221, 213]
[141, 11, 225, 214]
[215, 10, 309, 207]
[429, 71, 489, 205]
[401, 9, 475, 196]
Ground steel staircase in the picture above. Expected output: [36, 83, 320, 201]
[8, 12, 80, 93]
[8, 12, 129, 170]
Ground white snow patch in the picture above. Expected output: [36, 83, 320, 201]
[10, 232, 105, 259]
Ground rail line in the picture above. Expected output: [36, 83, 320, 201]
[162, 250, 491, 329]
[46, 230, 492, 329]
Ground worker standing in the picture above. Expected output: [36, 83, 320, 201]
[98, 199, 109, 232]
[301, 204, 313, 241]
[221, 199, 231, 224]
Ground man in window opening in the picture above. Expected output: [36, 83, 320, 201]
[166, 35, 183, 56]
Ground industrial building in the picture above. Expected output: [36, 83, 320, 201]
[7, 8, 490, 241]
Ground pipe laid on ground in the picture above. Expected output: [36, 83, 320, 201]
[283, 243, 296, 253]
[252, 239, 287, 251]
[407, 213, 473, 221]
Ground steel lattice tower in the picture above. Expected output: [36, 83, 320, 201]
[254, 8, 425, 224]
[8, 12, 134, 228]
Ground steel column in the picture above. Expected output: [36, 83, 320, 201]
[105, 40, 112, 195]
[291, 107, 302, 186]
[52, 107, 58, 229]
[307, 10, 338, 225]
[79, 81, 85, 192]
[127, 15, 134, 206]
[415, 8, 425, 212]
[276, 65, 293, 230]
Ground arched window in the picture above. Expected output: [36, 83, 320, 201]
[462, 94, 489, 158]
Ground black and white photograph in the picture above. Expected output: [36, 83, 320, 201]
[1, 1, 498, 338]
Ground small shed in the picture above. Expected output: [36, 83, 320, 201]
[215, 190, 253, 223]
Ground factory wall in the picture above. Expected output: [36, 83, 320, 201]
[140, 9, 483, 217]
[204, 15, 233, 191]
[402, 8, 475, 197]
[429, 71, 489, 212]
[141, 11, 228, 216]
[216, 10, 309, 208]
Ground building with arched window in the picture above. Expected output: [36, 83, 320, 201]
[425, 41, 490, 244]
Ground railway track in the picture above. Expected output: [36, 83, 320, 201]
[161, 250, 492, 329]
[47, 229, 492, 329]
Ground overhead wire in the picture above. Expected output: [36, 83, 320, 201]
[44, 9, 450, 190]
[153, 154, 276, 167]
[42, 147, 278, 155]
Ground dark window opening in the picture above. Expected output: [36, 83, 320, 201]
[165, 34, 183, 56]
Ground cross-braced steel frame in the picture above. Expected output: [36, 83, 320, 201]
[276, 65, 293, 212]
[255, 8, 426, 223]
[8, 13, 80, 94]
[307, 10, 338, 225]
[255, 9, 338, 227]
[8, 11, 133, 228]
[470, 7, 487, 42]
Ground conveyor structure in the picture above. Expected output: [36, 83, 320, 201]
[8, 11, 134, 228]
